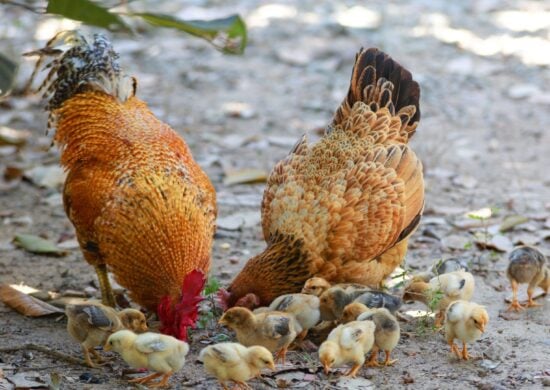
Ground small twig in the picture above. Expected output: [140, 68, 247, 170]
[0, 0, 45, 13]
[0, 343, 88, 367]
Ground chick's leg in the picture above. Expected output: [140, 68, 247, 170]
[434, 311, 444, 328]
[525, 288, 542, 308]
[506, 280, 524, 312]
[344, 364, 361, 378]
[461, 342, 471, 360]
[148, 372, 172, 388]
[365, 346, 380, 367]
[128, 372, 162, 384]
[275, 347, 288, 365]
[233, 381, 252, 390]
[383, 350, 397, 366]
[94, 264, 116, 307]
[90, 348, 107, 364]
[448, 339, 461, 358]
[81, 346, 96, 368]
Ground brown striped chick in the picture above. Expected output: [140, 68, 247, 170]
[506, 246, 549, 311]
[402, 270, 475, 327]
[320, 287, 401, 321]
[302, 277, 369, 297]
[357, 308, 400, 367]
[319, 320, 375, 377]
[267, 293, 320, 339]
[66, 303, 146, 367]
[199, 342, 275, 390]
[219, 307, 299, 364]
[445, 300, 488, 360]
[341, 302, 370, 324]
[105, 330, 189, 387]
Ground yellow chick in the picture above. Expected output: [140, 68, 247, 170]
[105, 330, 189, 387]
[319, 320, 375, 377]
[444, 300, 489, 361]
[402, 270, 475, 327]
[219, 307, 298, 364]
[320, 287, 401, 321]
[302, 277, 369, 297]
[199, 342, 275, 390]
[506, 246, 550, 311]
[267, 293, 320, 339]
[66, 303, 147, 367]
[357, 308, 400, 367]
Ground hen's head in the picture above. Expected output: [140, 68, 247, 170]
[157, 270, 205, 341]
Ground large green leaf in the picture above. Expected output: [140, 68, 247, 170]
[131, 13, 247, 54]
[47, 0, 127, 30]
[0, 53, 17, 97]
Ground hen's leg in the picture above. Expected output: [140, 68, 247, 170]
[384, 350, 397, 366]
[94, 264, 116, 307]
[506, 280, 524, 312]
[365, 346, 380, 367]
[525, 288, 542, 308]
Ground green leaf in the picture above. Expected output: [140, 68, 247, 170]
[47, 0, 127, 30]
[0, 53, 18, 97]
[131, 13, 247, 54]
[14, 234, 67, 256]
[204, 277, 220, 296]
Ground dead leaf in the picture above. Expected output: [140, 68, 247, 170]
[499, 215, 529, 232]
[0, 126, 30, 146]
[0, 285, 64, 316]
[13, 234, 67, 256]
[475, 234, 513, 252]
[223, 169, 267, 185]
[24, 165, 66, 189]
[6, 372, 46, 388]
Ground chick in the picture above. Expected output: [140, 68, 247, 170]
[506, 246, 550, 311]
[267, 293, 320, 339]
[118, 308, 148, 333]
[320, 287, 401, 321]
[199, 342, 275, 390]
[403, 270, 475, 327]
[357, 308, 400, 367]
[302, 277, 369, 297]
[341, 302, 370, 324]
[444, 300, 488, 360]
[319, 320, 375, 377]
[219, 307, 298, 364]
[432, 257, 470, 276]
[105, 330, 189, 387]
[66, 303, 148, 367]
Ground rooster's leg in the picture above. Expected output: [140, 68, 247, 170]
[344, 364, 361, 378]
[94, 264, 116, 307]
[365, 346, 380, 367]
[525, 288, 542, 308]
[384, 350, 397, 366]
[128, 372, 162, 384]
[148, 372, 172, 388]
[506, 280, 524, 312]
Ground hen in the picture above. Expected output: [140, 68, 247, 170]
[223, 47, 423, 307]
[28, 32, 216, 339]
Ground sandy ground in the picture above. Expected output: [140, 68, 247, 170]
[1, 0, 549, 389]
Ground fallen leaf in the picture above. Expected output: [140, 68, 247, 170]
[223, 169, 267, 185]
[24, 165, 66, 189]
[0, 285, 64, 316]
[13, 234, 67, 256]
[0, 126, 30, 146]
[499, 215, 529, 232]
[475, 234, 513, 252]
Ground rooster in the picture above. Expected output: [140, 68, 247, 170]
[28, 32, 216, 339]
[222, 47, 424, 308]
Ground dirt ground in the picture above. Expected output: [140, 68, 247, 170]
[1, 0, 550, 389]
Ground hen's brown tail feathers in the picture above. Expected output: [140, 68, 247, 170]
[25, 31, 135, 131]
[332, 48, 420, 142]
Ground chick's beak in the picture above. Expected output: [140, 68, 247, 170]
[104, 342, 111, 351]
[269, 362, 276, 371]
[475, 321, 486, 333]
[322, 361, 330, 375]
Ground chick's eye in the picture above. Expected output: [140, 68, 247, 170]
[473, 319, 478, 324]
[109, 341, 113, 345]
